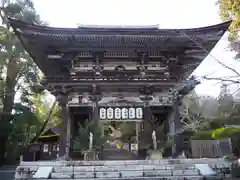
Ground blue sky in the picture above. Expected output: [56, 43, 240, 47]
[32, 0, 239, 97]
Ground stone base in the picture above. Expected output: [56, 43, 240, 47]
[147, 150, 163, 160]
[83, 151, 99, 161]
[14, 158, 231, 180]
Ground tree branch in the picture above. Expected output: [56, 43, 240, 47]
[214, 58, 240, 77]
[202, 76, 240, 84]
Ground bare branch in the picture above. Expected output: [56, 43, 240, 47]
[213, 58, 240, 77]
[202, 77, 240, 84]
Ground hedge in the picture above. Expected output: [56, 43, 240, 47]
[212, 127, 240, 140]
[191, 127, 240, 140]
[190, 130, 214, 140]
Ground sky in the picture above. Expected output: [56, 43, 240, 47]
[31, 0, 240, 97]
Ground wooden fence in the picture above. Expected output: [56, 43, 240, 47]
[190, 139, 232, 158]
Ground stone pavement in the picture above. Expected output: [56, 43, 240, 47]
[0, 166, 16, 180]
[14, 158, 231, 179]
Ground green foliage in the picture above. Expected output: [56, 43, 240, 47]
[29, 94, 60, 129]
[208, 120, 223, 129]
[219, 0, 240, 40]
[0, 0, 51, 165]
[4, 102, 40, 163]
[190, 130, 214, 140]
[118, 122, 136, 141]
[73, 121, 105, 154]
[73, 122, 89, 153]
[212, 127, 240, 139]
[190, 127, 240, 141]
[219, 0, 240, 59]
[160, 136, 173, 153]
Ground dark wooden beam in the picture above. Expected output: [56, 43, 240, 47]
[48, 87, 171, 95]
[45, 79, 177, 86]
[72, 71, 170, 76]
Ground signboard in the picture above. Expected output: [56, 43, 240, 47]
[131, 143, 138, 152]
[99, 107, 143, 121]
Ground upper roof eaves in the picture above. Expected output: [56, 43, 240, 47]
[8, 17, 231, 36]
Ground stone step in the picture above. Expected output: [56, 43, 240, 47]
[16, 164, 199, 173]
[52, 164, 197, 172]
[14, 159, 231, 180]
[50, 169, 200, 178]
[17, 162, 229, 173]
[40, 177, 206, 180]
[19, 158, 229, 166]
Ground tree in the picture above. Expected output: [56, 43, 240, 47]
[219, 0, 240, 59]
[73, 121, 105, 154]
[179, 91, 228, 134]
[4, 102, 40, 164]
[0, 0, 43, 165]
[219, 0, 240, 40]
[28, 94, 60, 143]
[180, 92, 209, 132]
[218, 83, 234, 116]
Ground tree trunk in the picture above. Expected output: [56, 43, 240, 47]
[0, 77, 17, 166]
[0, 60, 19, 166]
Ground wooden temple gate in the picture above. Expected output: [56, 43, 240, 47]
[8, 18, 231, 160]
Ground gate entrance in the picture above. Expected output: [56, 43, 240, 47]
[8, 18, 231, 160]
[101, 121, 141, 160]
[99, 106, 143, 158]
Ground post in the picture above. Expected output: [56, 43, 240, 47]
[19, 155, 23, 163]
[89, 132, 93, 150]
[168, 101, 182, 158]
[65, 105, 71, 160]
[152, 130, 157, 150]
[101, 122, 105, 137]
[135, 122, 140, 154]
[58, 94, 71, 160]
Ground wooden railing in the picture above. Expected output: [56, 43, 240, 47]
[190, 139, 232, 158]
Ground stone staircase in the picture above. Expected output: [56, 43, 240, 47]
[15, 158, 231, 180]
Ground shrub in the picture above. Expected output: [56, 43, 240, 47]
[212, 127, 240, 140]
[190, 130, 213, 140]
[73, 121, 105, 154]
[190, 127, 240, 140]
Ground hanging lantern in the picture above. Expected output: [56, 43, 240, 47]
[129, 107, 135, 119]
[136, 107, 143, 119]
[99, 108, 106, 119]
[121, 108, 128, 119]
[115, 108, 121, 119]
[107, 108, 114, 119]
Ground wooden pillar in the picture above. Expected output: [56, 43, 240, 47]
[101, 122, 105, 137]
[65, 105, 71, 160]
[58, 94, 71, 160]
[168, 101, 182, 158]
[135, 121, 140, 155]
